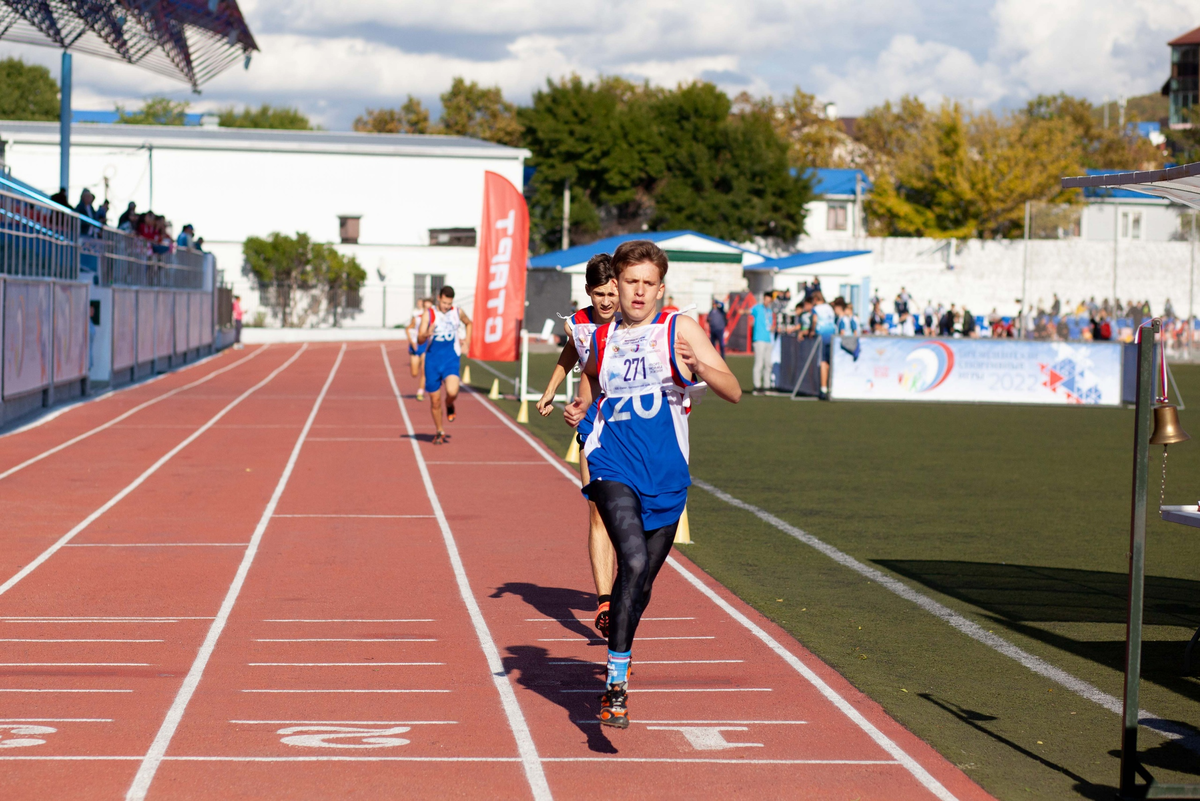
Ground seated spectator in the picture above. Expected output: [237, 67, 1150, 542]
[896, 310, 916, 337]
[194, 237, 205, 252]
[1091, 310, 1113, 341]
[833, 297, 859, 336]
[177, 223, 195, 249]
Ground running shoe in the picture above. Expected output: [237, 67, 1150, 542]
[432, 431, 447, 445]
[447, 401, 456, 422]
[599, 682, 629, 728]
[594, 601, 611, 638]
[416, 389, 425, 401]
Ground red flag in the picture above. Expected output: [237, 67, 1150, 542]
[471, 172, 529, 361]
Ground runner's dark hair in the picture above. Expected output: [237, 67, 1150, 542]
[585, 253, 616, 290]
[439, 285, 455, 299]
[611, 240, 668, 280]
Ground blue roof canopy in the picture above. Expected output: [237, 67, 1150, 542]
[789, 168, 872, 197]
[750, 250, 871, 272]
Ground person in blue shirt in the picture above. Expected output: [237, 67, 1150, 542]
[808, 291, 837, 399]
[749, 292, 775, 395]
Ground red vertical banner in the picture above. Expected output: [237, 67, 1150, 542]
[471, 171, 529, 362]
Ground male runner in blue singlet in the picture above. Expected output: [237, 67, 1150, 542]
[418, 286, 472, 445]
[565, 240, 742, 728]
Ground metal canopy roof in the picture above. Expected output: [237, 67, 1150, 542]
[0, 0, 258, 89]
[1062, 162, 1200, 210]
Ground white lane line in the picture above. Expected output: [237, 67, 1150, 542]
[0, 689, 132, 693]
[541, 758, 897, 765]
[305, 437, 398, 441]
[0, 345, 309, 601]
[0, 663, 150, 667]
[1, 616, 211, 621]
[65, 543, 248, 547]
[574, 719, 806, 725]
[560, 688, 771, 694]
[242, 689, 449, 694]
[0, 637, 160, 642]
[0, 718, 112, 722]
[528, 617, 693, 622]
[469, 387, 962, 801]
[549, 660, 742, 666]
[248, 663, 443, 667]
[424, 461, 554, 465]
[231, 720, 456, 725]
[263, 619, 435, 623]
[667, 556, 958, 801]
[165, 756, 521, 762]
[126, 344, 345, 801]
[0, 345, 269, 479]
[384, 344, 552, 801]
[538, 636, 713, 642]
[255, 638, 435, 643]
[690, 477, 1200, 751]
[272, 514, 434, 519]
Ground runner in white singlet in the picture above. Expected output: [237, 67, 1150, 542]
[565, 240, 741, 729]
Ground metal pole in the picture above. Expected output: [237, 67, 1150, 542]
[561, 179, 570, 252]
[1119, 319, 1156, 797]
[59, 51, 72, 195]
[520, 329, 530, 399]
[1022, 201, 1030, 322]
[148, 144, 154, 209]
[1189, 220, 1195, 359]
[1113, 204, 1120, 304]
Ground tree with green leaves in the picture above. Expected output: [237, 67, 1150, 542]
[354, 96, 431, 134]
[219, 104, 312, 130]
[116, 96, 189, 125]
[439, 77, 522, 145]
[311, 243, 366, 326]
[243, 232, 317, 327]
[0, 58, 59, 121]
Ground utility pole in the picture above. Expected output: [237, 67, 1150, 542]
[1022, 201, 1031, 327]
[1190, 214, 1196, 357]
[147, 143, 154, 209]
[1113, 204, 1120, 304]
[561, 178, 571, 252]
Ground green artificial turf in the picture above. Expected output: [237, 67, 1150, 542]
[467, 353, 1200, 800]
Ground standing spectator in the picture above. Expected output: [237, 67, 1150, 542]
[869, 300, 886, 334]
[750, 292, 775, 395]
[1165, 298, 1176, 320]
[962, 308, 977, 337]
[232, 295, 244, 350]
[177, 224, 195, 249]
[1091, 309, 1112, 341]
[118, 201, 137, 228]
[1050, 294, 1061, 317]
[987, 308, 1001, 332]
[923, 300, 936, 336]
[662, 295, 679, 314]
[938, 305, 956, 336]
[707, 299, 727, 357]
[894, 289, 909, 318]
[810, 291, 836, 398]
[75, 189, 103, 237]
[896, 310, 916, 337]
[834, 298, 859, 336]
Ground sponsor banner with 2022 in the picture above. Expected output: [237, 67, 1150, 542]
[831, 337, 1124, 406]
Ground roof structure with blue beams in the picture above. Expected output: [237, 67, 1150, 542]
[529, 230, 766, 270]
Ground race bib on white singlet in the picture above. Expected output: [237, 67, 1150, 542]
[599, 324, 674, 399]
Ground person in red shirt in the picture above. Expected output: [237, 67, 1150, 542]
[661, 295, 679, 314]
[232, 295, 244, 350]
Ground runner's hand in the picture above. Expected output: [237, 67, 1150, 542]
[536, 395, 554, 416]
[564, 398, 586, 427]
[676, 336, 702, 378]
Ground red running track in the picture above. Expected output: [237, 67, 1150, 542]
[0, 342, 993, 800]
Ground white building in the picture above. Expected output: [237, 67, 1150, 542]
[801, 168, 870, 240]
[0, 120, 529, 328]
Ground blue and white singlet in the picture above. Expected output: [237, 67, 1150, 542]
[583, 312, 697, 528]
[426, 305, 464, 356]
[568, 306, 615, 438]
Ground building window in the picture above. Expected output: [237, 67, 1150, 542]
[413, 274, 445, 304]
[1120, 211, 1143, 240]
[827, 203, 848, 231]
[429, 228, 476, 246]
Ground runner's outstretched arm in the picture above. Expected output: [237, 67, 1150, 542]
[675, 315, 741, 403]
[564, 350, 599, 427]
[537, 334, 579, 416]
[458, 308, 473, 358]
[417, 310, 431, 344]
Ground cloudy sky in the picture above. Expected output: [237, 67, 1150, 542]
[1, 0, 1196, 129]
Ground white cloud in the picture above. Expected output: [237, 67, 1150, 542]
[0, 0, 1192, 128]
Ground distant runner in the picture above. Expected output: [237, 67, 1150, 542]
[566, 240, 741, 728]
[406, 297, 432, 402]
[418, 286, 472, 445]
[537, 253, 620, 637]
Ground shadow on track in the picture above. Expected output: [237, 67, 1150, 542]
[503, 644, 617, 754]
[489, 582, 601, 642]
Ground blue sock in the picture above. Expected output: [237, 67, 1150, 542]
[606, 649, 631, 687]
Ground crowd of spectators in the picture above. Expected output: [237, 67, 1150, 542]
[50, 189, 204, 256]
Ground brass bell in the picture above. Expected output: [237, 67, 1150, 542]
[1150, 404, 1190, 445]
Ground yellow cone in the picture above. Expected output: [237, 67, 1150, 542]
[461, 364, 472, 384]
[488, 378, 501, 399]
[565, 436, 580, 464]
[673, 506, 692, 544]
[517, 399, 530, 423]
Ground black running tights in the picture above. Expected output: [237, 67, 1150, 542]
[586, 480, 678, 653]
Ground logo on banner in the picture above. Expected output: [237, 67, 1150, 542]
[897, 341, 954, 393]
[1040, 358, 1103, 404]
